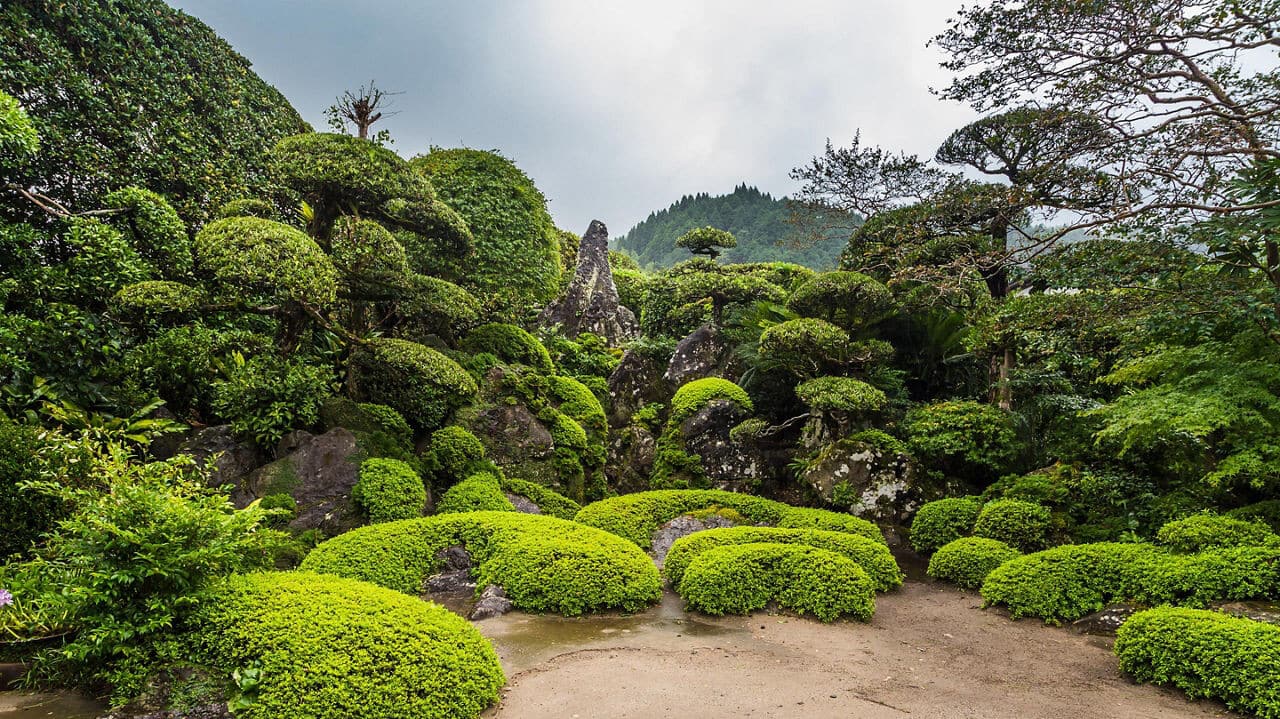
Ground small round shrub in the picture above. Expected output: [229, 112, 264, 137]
[757, 318, 851, 377]
[193, 216, 337, 306]
[216, 198, 278, 221]
[676, 226, 737, 257]
[354, 458, 426, 523]
[670, 378, 753, 424]
[351, 338, 478, 431]
[426, 425, 489, 481]
[664, 526, 902, 591]
[972, 499, 1052, 552]
[774, 506, 885, 543]
[1156, 513, 1276, 553]
[461, 323, 554, 372]
[397, 274, 481, 341]
[677, 543, 876, 622]
[785, 271, 894, 330]
[927, 537, 1021, 589]
[902, 400, 1018, 483]
[1116, 607, 1280, 719]
[910, 498, 983, 555]
[1228, 500, 1280, 533]
[103, 186, 192, 278]
[436, 472, 516, 515]
[110, 280, 205, 324]
[795, 376, 887, 413]
[302, 511, 661, 615]
[497, 477, 581, 520]
[331, 215, 410, 290]
[196, 571, 504, 719]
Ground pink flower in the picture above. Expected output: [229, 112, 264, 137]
[0, 588, 11, 608]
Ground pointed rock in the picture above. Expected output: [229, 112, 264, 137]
[539, 219, 638, 346]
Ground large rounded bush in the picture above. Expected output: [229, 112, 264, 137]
[196, 572, 504, 719]
[574, 490, 884, 549]
[785, 271, 894, 330]
[670, 377, 753, 423]
[436, 472, 516, 514]
[272, 133, 422, 213]
[351, 338, 477, 431]
[927, 536, 1021, 589]
[676, 543, 876, 622]
[757, 318, 851, 378]
[110, 281, 205, 325]
[795, 376, 887, 413]
[301, 511, 661, 615]
[664, 526, 902, 591]
[972, 499, 1052, 552]
[1229, 500, 1280, 533]
[910, 498, 983, 555]
[397, 274, 481, 342]
[461, 323, 554, 372]
[903, 400, 1018, 483]
[1156, 513, 1276, 553]
[354, 458, 426, 523]
[194, 217, 337, 306]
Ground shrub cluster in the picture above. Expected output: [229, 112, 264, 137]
[435, 472, 516, 515]
[573, 490, 885, 549]
[669, 378, 753, 423]
[301, 511, 661, 615]
[664, 526, 902, 591]
[353, 458, 426, 523]
[676, 543, 876, 622]
[1155, 513, 1276, 553]
[423, 425, 489, 482]
[972, 499, 1052, 552]
[794, 376, 888, 414]
[902, 400, 1018, 483]
[909, 498, 983, 555]
[1115, 607, 1280, 719]
[461, 323, 554, 373]
[196, 571, 504, 719]
[927, 537, 1021, 589]
[351, 338, 477, 431]
[1229, 500, 1280, 533]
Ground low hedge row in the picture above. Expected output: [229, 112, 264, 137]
[574, 490, 885, 549]
[300, 511, 661, 615]
[195, 571, 504, 719]
[664, 526, 902, 591]
[980, 542, 1280, 623]
[1155, 513, 1276, 553]
[435, 472, 515, 514]
[676, 543, 875, 622]
[1116, 607, 1280, 719]
[926, 537, 1021, 590]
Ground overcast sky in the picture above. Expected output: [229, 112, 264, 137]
[171, 1, 977, 237]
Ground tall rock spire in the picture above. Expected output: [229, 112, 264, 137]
[538, 219, 639, 346]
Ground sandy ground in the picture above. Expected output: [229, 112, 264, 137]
[478, 579, 1237, 719]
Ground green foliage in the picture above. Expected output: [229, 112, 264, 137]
[110, 281, 205, 325]
[396, 274, 481, 343]
[195, 571, 504, 719]
[271, 133, 421, 214]
[435, 472, 516, 515]
[757, 318, 852, 378]
[102, 187, 191, 279]
[0, 421, 69, 560]
[651, 378, 754, 489]
[927, 536, 1021, 589]
[411, 148, 561, 317]
[573, 490, 886, 549]
[424, 425, 489, 483]
[676, 226, 737, 259]
[902, 401, 1018, 484]
[910, 497, 984, 554]
[972, 499, 1052, 552]
[351, 338, 477, 431]
[330, 215, 409, 293]
[215, 198, 278, 221]
[638, 260, 794, 337]
[0, 89, 39, 174]
[301, 511, 662, 615]
[676, 543, 876, 622]
[1115, 607, 1280, 719]
[786, 271, 894, 331]
[354, 458, 426, 523]
[211, 353, 334, 448]
[612, 268, 649, 312]
[1155, 513, 1276, 553]
[729, 417, 768, 443]
[114, 325, 269, 421]
[1229, 500, 1280, 533]
[497, 476, 582, 520]
[193, 217, 337, 307]
[670, 378, 753, 423]
[795, 376, 888, 413]
[49, 217, 154, 305]
[539, 331, 620, 379]
[461, 323, 554, 372]
[547, 375, 608, 439]
[664, 526, 902, 591]
[0, 0, 307, 221]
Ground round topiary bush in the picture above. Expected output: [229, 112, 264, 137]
[103, 186, 192, 278]
[110, 281, 205, 325]
[216, 198, 278, 221]
[979, 542, 1154, 623]
[927, 536, 1021, 589]
[573, 490, 885, 549]
[196, 571, 504, 719]
[1228, 500, 1280, 533]
[664, 526, 902, 591]
[301, 511, 661, 615]
[795, 376, 888, 413]
[460, 323, 554, 372]
[354, 458, 426, 523]
[757, 318, 851, 378]
[670, 377, 753, 423]
[351, 338, 478, 431]
[902, 400, 1018, 483]
[785, 271, 894, 331]
[1156, 513, 1276, 553]
[972, 499, 1052, 552]
[397, 274, 481, 342]
[676, 543, 876, 622]
[425, 425, 489, 481]
[193, 216, 338, 306]
[331, 215, 410, 291]
[910, 498, 984, 555]
[435, 472, 516, 515]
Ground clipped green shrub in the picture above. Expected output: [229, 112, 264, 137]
[1116, 607, 1280, 719]
[910, 498, 983, 555]
[1156, 513, 1276, 553]
[354, 458, 426, 523]
[0, 422, 69, 559]
[110, 281, 205, 325]
[757, 318, 851, 378]
[1229, 500, 1280, 533]
[397, 274, 481, 342]
[677, 543, 876, 622]
[351, 338, 477, 431]
[103, 186, 191, 278]
[664, 527, 902, 591]
[216, 198, 277, 221]
[461, 323, 554, 372]
[795, 376, 888, 413]
[497, 477, 581, 520]
[972, 499, 1052, 552]
[436, 472, 516, 515]
[927, 537, 1021, 589]
[196, 571, 504, 719]
[670, 378, 753, 422]
[574, 490, 885, 549]
[902, 400, 1018, 483]
[331, 215, 410, 291]
[301, 511, 661, 615]
[425, 425, 489, 481]
[785, 271, 894, 331]
[193, 217, 337, 306]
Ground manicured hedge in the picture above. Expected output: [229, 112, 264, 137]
[676, 543, 876, 622]
[1116, 607, 1280, 719]
[301, 511, 661, 615]
[910, 498, 983, 555]
[664, 526, 902, 591]
[573, 490, 885, 549]
[972, 499, 1052, 552]
[980, 541, 1280, 623]
[1155, 513, 1276, 553]
[497, 476, 581, 520]
[196, 572, 504, 719]
[927, 536, 1021, 590]
[353, 458, 426, 523]
[351, 338, 477, 431]
[435, 472, 516, 515]
[460, 323, 554, 373]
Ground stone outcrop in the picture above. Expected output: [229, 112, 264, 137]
[650, 514, 737, 566]
[539, 219, 638, 346]
[606, 424, 657, 493]
[607, 350, 668, 428]
[664, 324, 730, 388]
[469, 585, 514, 620]
[799, 438, 919, 524]
[179, 425, 264, 491]
[678, 399, 762, 491]
[236, 428, 363, 536]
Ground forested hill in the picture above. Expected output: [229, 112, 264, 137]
[615, 184, 852, 269]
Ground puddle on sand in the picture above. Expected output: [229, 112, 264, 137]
[0, 691, 105, 718]
[474, 591, 747, 675]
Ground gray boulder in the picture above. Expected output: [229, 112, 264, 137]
[238, 428, 363, 536]
[650, 513, 737, 566]
[179, 425, 264, 491]
[605, 424, 656, 493]
[664, 324, 730, 388]
[678, 399, 763, 491]
[469, 585, 514, 620]
[800, 437, 919, 524]
[538, 219, 638, 346]
[607, 350, 667, 428]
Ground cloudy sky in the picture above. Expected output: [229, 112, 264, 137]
[171, 1, 977, 236]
